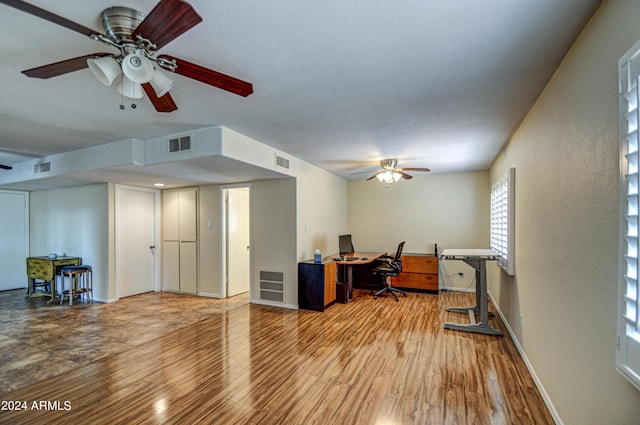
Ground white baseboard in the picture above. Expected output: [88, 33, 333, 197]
[251, 298, 298, 310]
[91, 296, 117, 303]
[440, 285, 475, 293]
[442, 287, 562, 425]
[197, 292, 222, 299]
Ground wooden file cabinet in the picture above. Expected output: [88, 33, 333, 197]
[298, 260, 337, 311]
[391, 254, 438, 292]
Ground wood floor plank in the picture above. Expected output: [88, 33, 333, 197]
[0, 290, 554, 425]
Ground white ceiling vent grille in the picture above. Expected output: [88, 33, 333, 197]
[275, 154, 290, 170]
[259, 270, 284, 303]
[33, 162, 51, 174]
[168, 135, 192, 153]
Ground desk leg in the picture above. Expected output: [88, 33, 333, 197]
[444, 259, 502, 336]
[346, 265, 353, 301]
[336, 264, 354, 302]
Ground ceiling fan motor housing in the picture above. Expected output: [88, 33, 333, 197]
[381, 158, 398, 169]
[101, 7, 145, 44]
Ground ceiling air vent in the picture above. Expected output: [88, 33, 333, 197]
[275, 154, 290, 170]
[168, 135, 192, 153]
[33, 162, 51, 174]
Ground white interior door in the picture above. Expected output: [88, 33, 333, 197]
[0, 191, 28, 290]
[116, 186, 158, 298]
[226, 187, 250, 297]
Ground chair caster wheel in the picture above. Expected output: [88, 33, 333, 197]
[374, 296, 378, 300]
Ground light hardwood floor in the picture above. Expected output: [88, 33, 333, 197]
[0, 289, 553, 425]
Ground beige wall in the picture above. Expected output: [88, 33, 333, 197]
[488, 1, 640, 424]
[30, 184, 110, 301]
[348, 171, 490, 289]
[251, 178, 298, 307]
[296, 161, 349, 261]
[198, 184, 222, 296]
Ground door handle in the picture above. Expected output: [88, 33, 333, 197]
[150, 245, 156, 249]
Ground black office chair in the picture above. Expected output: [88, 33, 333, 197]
[372, 241, 406, 301]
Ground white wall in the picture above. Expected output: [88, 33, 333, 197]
[30, 184, 110, 301]
[348, 171, 490, 289]
[488, 1, 640, 424]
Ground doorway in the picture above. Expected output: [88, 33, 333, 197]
[115, 185, 160, 298]
[222, 186, 251, 298]
[0, 190, 28, 291]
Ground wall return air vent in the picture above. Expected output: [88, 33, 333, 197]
[259, 270, 284, 303]
[168, 135, 192, 153]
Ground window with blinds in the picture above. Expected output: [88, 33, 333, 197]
[490, 167, 515, 276]
[618, 39, 640, 391]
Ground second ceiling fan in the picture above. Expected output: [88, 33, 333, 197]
[352, 158, 431, 183]
[1, 0, 253, 112]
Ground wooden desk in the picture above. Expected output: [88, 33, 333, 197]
[334, 252, 384, 301]
[26, 256, 82, 300]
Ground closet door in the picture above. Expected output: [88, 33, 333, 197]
[163, 191, 180, 241]
[162, 191, 180, 292]
[179, 189, 197, 241]
[162, 188, 198, 293]
[162, 241, 180, 292]
[180, 242, 197, 294]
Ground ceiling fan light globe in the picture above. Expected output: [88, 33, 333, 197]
[122, 53, 154, 84]
[392, 172, 402, 182]
[376, 172, 385, 182]
[382, 170, 394, 183]
[116, 76, 144, 99]
[149, 69, 174, 97]
[87, 56, 121, 86]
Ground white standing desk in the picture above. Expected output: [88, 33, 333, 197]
[440, 249, 503, 336]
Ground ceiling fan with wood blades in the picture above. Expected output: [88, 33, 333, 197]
[0, 0, 253, 113]
[351, 158, 430, 183]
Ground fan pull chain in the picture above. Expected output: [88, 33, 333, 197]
[118, 74, 137, 110]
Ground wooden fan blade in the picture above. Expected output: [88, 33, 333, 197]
[142, 83, 178, 113]
[365, 174, 378, 181]
[22, 53, 112, 79]
[159, 55, 253, 97]
[132, 0, 202, 50]
[0, 164, 13, 170]
[0, 0, 101, 37]
[398, 167, 431, 172]
[351, 169, 382, 175]
[398, 171, 413, 180]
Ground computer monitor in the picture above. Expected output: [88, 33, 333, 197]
[339, 234, 354, 256]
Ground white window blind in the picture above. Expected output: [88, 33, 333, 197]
[618, 39, 640, 391]
[490, 168, 515, 276]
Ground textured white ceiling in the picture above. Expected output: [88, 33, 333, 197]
[0, 0, 602, 186]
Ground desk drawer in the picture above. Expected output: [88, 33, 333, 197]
[402, 255, 438, 274]
[392, 272, 438, 291]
